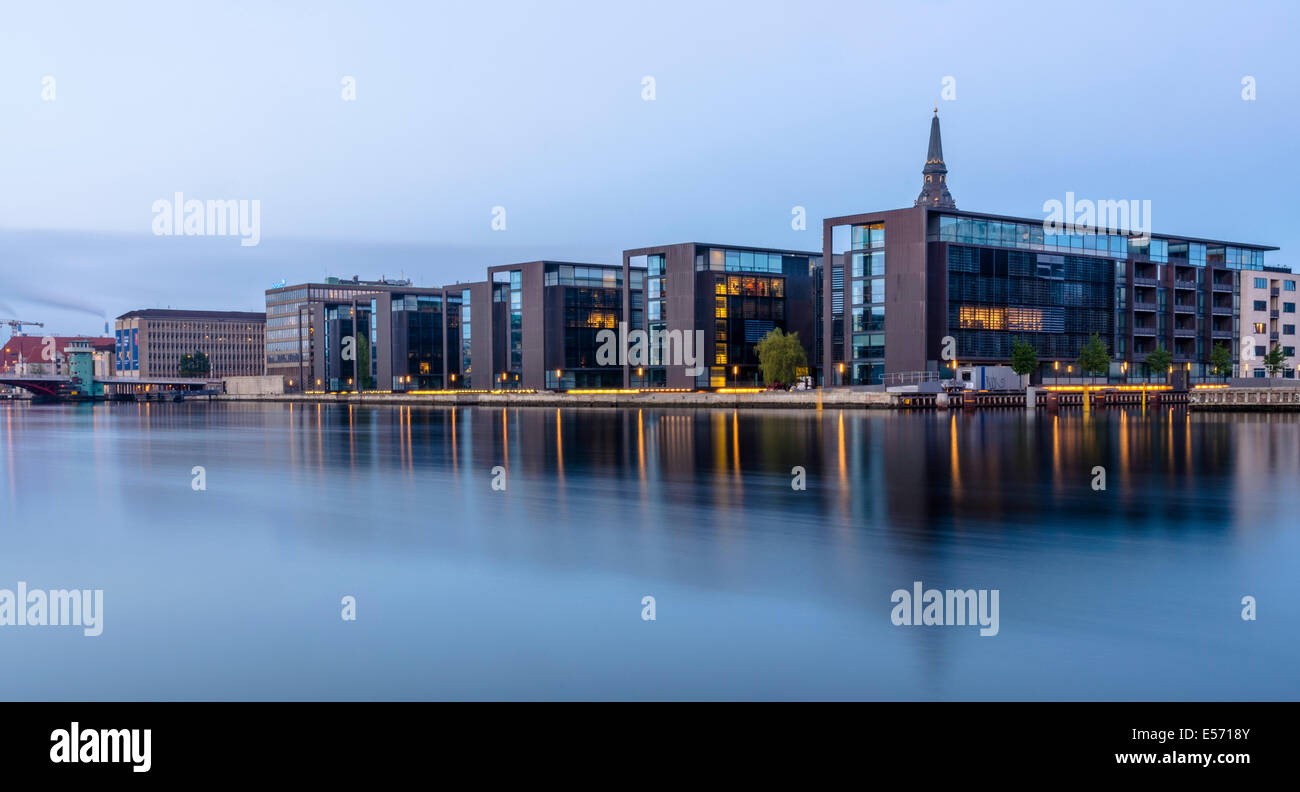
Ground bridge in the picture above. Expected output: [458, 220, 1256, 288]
[0, 375, 220, 401]
[0, 375, 76, 398]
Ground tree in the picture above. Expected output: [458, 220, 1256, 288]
[1009, 337, 1037, 378]
[179, 351, 210, 378]
[755, 328, 807, 387]
[1208, 342, 1233, 380]
[1076, 333, 1110, 383]
[1145, 343, 1172, 381]
[356, 332, 374, 390]
[1262, 344, 1287, 377]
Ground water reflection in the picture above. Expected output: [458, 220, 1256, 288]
[0, 401, 1295, 700]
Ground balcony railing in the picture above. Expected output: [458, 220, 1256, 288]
[1211, 305, 1234, 315]
[1174, 280, 1198, 290]
[1133, 301, 1157, 311]
[1133, 276, 1158, 287]
[1173, 327, 1197, 337]
[1172, 303, 1196, 313]
[1132, 326, 1157, 336]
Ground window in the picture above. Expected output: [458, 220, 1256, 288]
[1285, 325, 1296, 335]
[1287, 281, 1297, 291]
[1255, 346, 1266, 357]
[1253, 323, 1266, 334]
[1287, 303, 1297, 313]
[1287, 347, 1297, 357]
[1254, 300, 1267, 311]
[1255, 278, 1267, 289]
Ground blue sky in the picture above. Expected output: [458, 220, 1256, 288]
[1, 0, 1295, 335]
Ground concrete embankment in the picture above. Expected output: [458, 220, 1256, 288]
[1189, 388, 1300, 411]
[217, 389, 895, 410]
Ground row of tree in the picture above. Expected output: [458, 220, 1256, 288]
[1010, 334, 1286, 381]
[758, 328, 1289, 387]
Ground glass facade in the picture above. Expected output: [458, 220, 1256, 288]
[849, 223, 885, 384]
[547, 263, 623, 389]
[949, 246, 1113, 361]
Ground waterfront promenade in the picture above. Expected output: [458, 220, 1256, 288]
[210, 386, 1300, 411]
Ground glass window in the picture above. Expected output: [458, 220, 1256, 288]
[871, 278, 885, 303]
[939, 215, 957, 242]
[831, 226, 850, 255]
[1287, 281, 1297, 291]
[1255, 278, 1267, 289]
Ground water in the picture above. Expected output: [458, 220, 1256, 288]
[0, 401, 1296, 700]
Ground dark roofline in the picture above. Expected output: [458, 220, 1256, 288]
[266, 282, 443, 296]
[116, 309, 266, 321]
[622, 243, 822, 258]
[823, 205, 1279, 251]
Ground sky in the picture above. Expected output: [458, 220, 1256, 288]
[1, 0, 1296, 336]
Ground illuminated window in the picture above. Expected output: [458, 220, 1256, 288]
[959, 305, 1008, 330]
[1007, 307, 1045, 332]
[715, 297, 727, 319]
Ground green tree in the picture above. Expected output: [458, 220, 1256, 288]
[755, 328, 807, 387]
[356, 332, 374, 390]
[1262, 344, 1287, 377]
[1145, 343, 1172, 381]
[1076, 333, 1110, 383]
[1009, 337, 1037, 378]
[178, 351, 210, 378]
[1208, 342, 1233, 380]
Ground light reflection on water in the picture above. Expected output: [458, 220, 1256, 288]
[0, 401, 1296, 700]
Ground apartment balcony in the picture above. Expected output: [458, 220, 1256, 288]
[1173, 303, 1196, 314]
[1173, 327, 1197, 337]
[1133, 276, 1158, 287]
[1212, 281, 1234, 292]
[1132, 325, 1157, 336]
[1271, 332, 1280, 342]
[1133, 301, 1157, 312]
[1211, 328, 1234, 339]
[1272, 287, 1281, 296]
[1174, 279, 1198, 290]
[1211, 304, 1234, 315]
[1272, 309, 1280, 319]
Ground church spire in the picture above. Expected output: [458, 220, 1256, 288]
[915, 108, 956, 209]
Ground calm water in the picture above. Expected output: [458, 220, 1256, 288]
[0, 401, 1296, 700]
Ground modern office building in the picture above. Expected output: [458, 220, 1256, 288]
[114, 310, 265, 378]
[1239, 269, 1299, 378]
[822, 111, 1282, 384]
[266, 276, 467, 392]
[621, 243, 821, 388]
[469, 262, 627, 390]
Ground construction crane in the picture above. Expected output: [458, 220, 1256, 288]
[4, 319, 44, 337]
